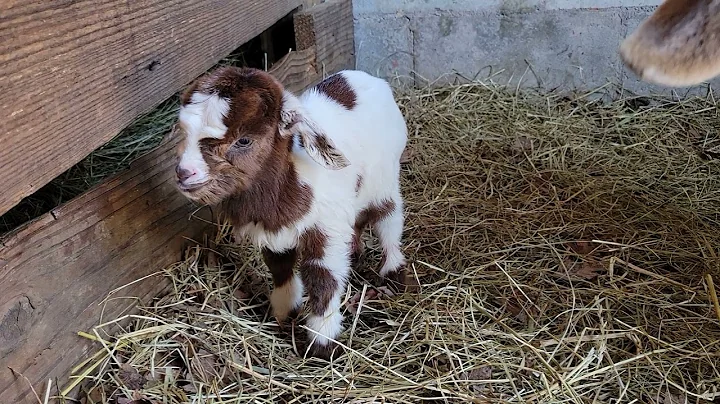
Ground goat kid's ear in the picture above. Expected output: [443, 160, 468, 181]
[279, 91, 350, 170]
[620, 0, 720, 87]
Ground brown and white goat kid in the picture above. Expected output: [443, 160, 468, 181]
[621, 0, 720, 87]
[173, 67, 409, 359]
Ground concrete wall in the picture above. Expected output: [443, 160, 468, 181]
[352, 0, 719, 96]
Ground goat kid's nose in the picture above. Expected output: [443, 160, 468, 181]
[176, 166, 195, 182]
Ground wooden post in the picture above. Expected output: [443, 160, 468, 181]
[294, 0, 356, 76]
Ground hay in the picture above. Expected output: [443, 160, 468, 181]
[63, 81, 720, 403]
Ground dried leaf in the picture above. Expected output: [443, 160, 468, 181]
[572, 261, 605, 280]
[118, 363, 146, 390]
[85, 386, 105, 403]
[567, 241, 595, 255]
[117, 398, 149, 404]
[375, 286, 396, 298]
[233, 288, 250, 300]
[512, 136, 533, 153]
[206, 250, 218, 268]
[499, 293, 539, 324]
[661, 393, 689, 404]
[345, 288, 380, 315]
[467, 366, 492, 380]
[190, 349, 219, 382]
[344, 284, 401, 315]
[461, 365, 493, 397]
[400, 148, 412, 164]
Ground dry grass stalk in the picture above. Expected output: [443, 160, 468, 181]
[61, 81, 720, 403]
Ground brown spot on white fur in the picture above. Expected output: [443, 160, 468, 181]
[620, 0, 720, 87]
[301, 262, 337, 316]
[355, 174, 363, 195]
[300, 226, 327, 260]
[262, 248, 297, 287]
[298, 226, 336, 315]
[314, 73, 357, 109]
[356, 200, 396, 230]
[351, 199, 396, 264]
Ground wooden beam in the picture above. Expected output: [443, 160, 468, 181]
[0, 45, 340, 404]
[294, 0, 355, 75]
[270, 47, 322, 92]
[0, 134, 211, 404]
[0, 0, 302, 217]
[0, 1, 356, 399]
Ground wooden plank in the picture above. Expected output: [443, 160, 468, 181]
[294, 0, 355, 74]
[0, 0, 302, 217]
[270, 47, 322, 92]
[0, 134, 213, 404]
[0, 45, 335, 404]
[0, 4, 356, 399]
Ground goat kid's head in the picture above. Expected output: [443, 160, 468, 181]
[173, 67, 349, 205]
[620, 0, 720, 87]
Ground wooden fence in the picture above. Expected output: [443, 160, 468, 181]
[0, 0, 354, 402]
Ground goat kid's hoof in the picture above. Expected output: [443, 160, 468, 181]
[303, 340, 345, 361]
[383, 268, 420, 293]
[274, 308, 302, 331]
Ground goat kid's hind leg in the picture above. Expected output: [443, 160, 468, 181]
[374, 195, 412, 289]
[299, 235, 351, 361]
[262, 248, 303, 324]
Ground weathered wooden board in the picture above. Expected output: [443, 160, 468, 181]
[0, 134, 210, 403]
[0, 45, 350, 404]
[270, 47, 323, 91]
[0, 0, 355, 400]
[294, 0, 355, 74]
[0, 0, 302, 217]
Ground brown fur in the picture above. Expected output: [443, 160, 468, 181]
[314, 73, 357, 110]
[261, 248, 297, 287]
[305, 339, 344, 361]
[355, 174, 363, 195]
[300, 262, 338, 316]
[300, 226, 327, 260]
[620, 0, 720, 86]
[218, 160, 313, 233]
[298, 226, 336, 315]
[177, 67, 314, 231]
[350, 199, 396, 264]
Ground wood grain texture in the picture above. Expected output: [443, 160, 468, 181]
[294, 0, 355, 74]
[271, 47, 322, 92]
[0, 46, 343, 404]
[0, 134, 212, 404]
[0, 0, 302, 217]
[0, 2, 356, 400]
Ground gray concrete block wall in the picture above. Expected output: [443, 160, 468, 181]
[353, 0, 720, 96]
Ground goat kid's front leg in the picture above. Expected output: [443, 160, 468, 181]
[262, 248, 303, 324]
[299, 230, 351, 360]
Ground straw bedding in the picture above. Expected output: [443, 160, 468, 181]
[64, 81, 720, 403]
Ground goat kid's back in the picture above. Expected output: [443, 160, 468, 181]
[290, 70, 408, 220]
[299, 70, 407, 167]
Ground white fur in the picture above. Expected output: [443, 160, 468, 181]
[305, 297, 344, 346]
[270, 273, 304, 321]
[238, 70, 409, 351]
[177, 93, 230, 185]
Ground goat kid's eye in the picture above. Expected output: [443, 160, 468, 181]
[233, 138, 253, 148]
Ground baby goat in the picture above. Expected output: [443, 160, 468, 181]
[173, 66, 409, 359]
